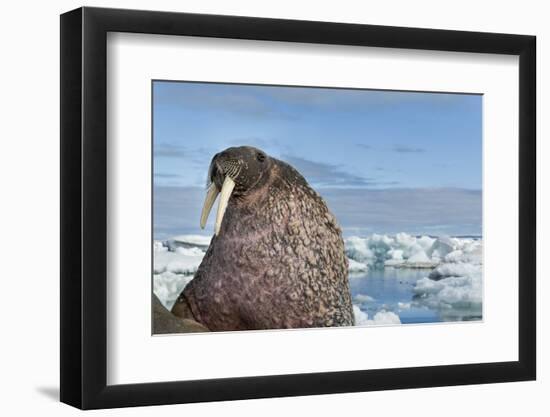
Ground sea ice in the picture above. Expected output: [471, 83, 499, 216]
[354, 293, 375, 303]
[429, 262, 480, 280]
[345, 233, 465, 269]
[153, 232, 483, 325]
[353, 305, 402, 326]
[153, 239, 208, 309]
[406, 250, 432, 264]
[153, 249, 204, 275]
[153, 271, 194, 310]
[353, 305, 369, 325]
[172, 234, 212, 246]
[348, 258, 369, 273]
[413, 273, 482, 312]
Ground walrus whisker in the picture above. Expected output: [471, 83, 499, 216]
[215, 176, 236, 236]
[220, 159, 241, 179]
[200, 183, 220, 229]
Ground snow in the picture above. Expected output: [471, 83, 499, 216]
[428, 236, 455, 261]
[417, 235, 437, 251]
[444, 250, 464, 263]
[371, 310, 402, 325]
[153, 271, 193, 310]
[153, 233, 483, 325]
[354, 293, 375, 303]
[345, 236, 377, 264]
[413, 274, 482, 311]
[353, 305, 369, 324]
[345, 233, 482, 270]
[163, 234, 212, 252]
[411, 236, 482, 317]
[347, 234, 483, 322]
[153, 240, 168, 253]
[153, 250, 203, 275]
[353, 305, 402, 326]
[348, 258, 369, 273]
[174, 246, 205, 256]
[153, 240, 207, 309]
[172, 234, 212, 246]
[406, 250, 432, 264]
[429, 262, 480, 280]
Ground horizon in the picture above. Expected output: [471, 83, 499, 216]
[153, 81, 482, 238]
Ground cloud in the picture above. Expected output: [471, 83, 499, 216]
[192, 92, 278, 118]
[154, 143, 188, 158]
[356, 143, 427, 154]
[154, 187, 206, 239]
[237, 85, 479, 112]
[154, 173, 182, 179]
[155, 81, 480, 123]
[154, 143, 214, 166]
[154, 144, 215, 187]
[154, 139, 283, 164]
[154, 186, 482, 239]
[281, 155, 378, 187]
[392, 145, 426, 153]
[319, 187, 482, 236]
[225, 136, 283, 153]
[154, 82, 295, 120]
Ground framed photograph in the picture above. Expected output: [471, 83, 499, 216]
[60, 6, 536, 409]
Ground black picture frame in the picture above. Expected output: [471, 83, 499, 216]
[60, 6, 536, 410]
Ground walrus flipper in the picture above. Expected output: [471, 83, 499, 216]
[154, 295, 209, 334]
[170, 292, 195, 320]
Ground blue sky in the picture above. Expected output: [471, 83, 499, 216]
[153, 81, 482, 238]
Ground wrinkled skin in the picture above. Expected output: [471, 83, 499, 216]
[153, 295, 209, 334]
[171, 146, 354, 330]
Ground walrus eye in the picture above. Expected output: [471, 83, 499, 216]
[256, 152, 266, 162]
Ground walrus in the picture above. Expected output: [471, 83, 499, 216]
[152, 294, 209, 334]
[171, 146, 354, 330]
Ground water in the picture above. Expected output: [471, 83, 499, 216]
[350, 268, 442, 324]
[154, 231, 483, 325]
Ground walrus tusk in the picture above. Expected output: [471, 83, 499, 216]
[215, 176, 236, 236]
[200, 183, 220, 229]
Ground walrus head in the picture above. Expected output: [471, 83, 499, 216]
[200, 146, 273, 235]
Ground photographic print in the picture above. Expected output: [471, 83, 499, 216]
[152, 81, 482, 334]
[60, 9, 536, 407]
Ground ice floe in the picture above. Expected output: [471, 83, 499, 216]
[153, 238, 207, 309]
[153, 271, 194, 310]
[348, 258, 369, 273]
[354, 293, 376, 303]
[353, 305, 402, 326]
[153, 233, 483, 324]
[412, 237, 483, 320]
[344, 233, 481, 270]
